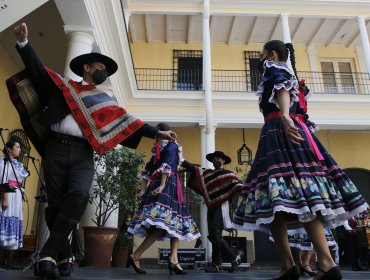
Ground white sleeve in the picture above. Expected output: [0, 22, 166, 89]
[343, 220, 352, 231]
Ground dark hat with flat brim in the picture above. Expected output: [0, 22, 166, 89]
[69, 52, 118, 77]
[156, 122, 171, 131]
[206, 151, 231, 165]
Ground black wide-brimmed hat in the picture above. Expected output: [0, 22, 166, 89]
[70, 52, 118, 77]
[156, 122, 171, 131]
[206, 151, 231, 165]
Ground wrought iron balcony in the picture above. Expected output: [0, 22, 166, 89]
[134, 68, 370, 94]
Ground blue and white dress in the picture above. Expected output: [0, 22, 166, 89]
[233, 61, 369, 234]
[128, 141, 201, 241]
[0, 157, 29, 250]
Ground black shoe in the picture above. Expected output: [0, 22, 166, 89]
[317, 266, 342, 280]
[205, 264, 221, 273]
[235, 250, 244, 265]
[352, 266, 360, 271]
[272, 266, 300, 280]
[127, 255, 146, 274]
[300, 265, 316, 276]
[58, 259, 73, 277]
[168, 262, 187, 275]
[230, 249, 245, 270]
[34, 257, 59, 279]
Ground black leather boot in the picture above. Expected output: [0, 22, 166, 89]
[34, 257, 59, 279]
[58, 259, 73, 277]
[205, 263, 222, 273]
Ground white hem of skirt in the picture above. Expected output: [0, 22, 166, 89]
[128, 219, 201, 241]
[232, 203, 369, 234]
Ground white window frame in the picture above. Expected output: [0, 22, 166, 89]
[319, 59, 357, 94]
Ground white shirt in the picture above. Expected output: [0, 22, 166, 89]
[18, 40, 84, 138]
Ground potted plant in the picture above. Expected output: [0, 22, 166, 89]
[111, 219, 134, 267]
[83, 146, 144, 267]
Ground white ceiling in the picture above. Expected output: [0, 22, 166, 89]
[0, 0, 67, 73]
[129, 14, 369, 46]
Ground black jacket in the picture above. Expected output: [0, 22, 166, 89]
[16, 42, 158, 148]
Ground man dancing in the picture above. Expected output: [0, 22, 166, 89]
[12, 23, 176, 279]
[182, 151, 244, 273]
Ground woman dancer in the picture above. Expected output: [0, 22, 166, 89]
[233, 40, 368, 280]
[0, 140, 29, 251]
[128, 123, 200, 275]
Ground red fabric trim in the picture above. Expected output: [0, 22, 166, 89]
[44, 67, 144, 154]
[205, 176, 239, 192]
[91, 105, 128, 129]
[264, 111, 282, 122]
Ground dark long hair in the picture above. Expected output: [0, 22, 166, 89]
[2, 139, 19, 155]
[263, 40, 298, 79]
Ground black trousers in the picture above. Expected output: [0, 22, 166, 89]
[207, 205, 236, 265]
[40, 136, 94, 260]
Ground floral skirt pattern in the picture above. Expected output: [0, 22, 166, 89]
[233, 118, 369, 233]
[0, 189, 24, 250]
[287, 228, 337, 250]
[128, 174, 201, 241]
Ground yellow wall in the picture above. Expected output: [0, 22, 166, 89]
[0, 44, 41, 236]
[131, 42, 359, 73]
[133, 127, 370, 259]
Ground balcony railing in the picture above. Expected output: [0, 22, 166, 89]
[135, 68, 370, 94]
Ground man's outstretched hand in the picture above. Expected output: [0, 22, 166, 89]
[157, 130, 177, 141]
[14, 23, 28, 42]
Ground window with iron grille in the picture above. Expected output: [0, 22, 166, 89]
[173, 50, 203, 90]
[245, 51, 262, 91]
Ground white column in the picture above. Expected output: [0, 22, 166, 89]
[280, 13, 295, 75]
[357, 16, 370, 76]
[355, 45, 368, 73]
[307, 45, 322, 93]
[199, 125, 209, 260]
[124, 9, 131, 31]
[280, 14, 291, 43]
[199, 124, 216, 262]
[64, 31, 95, 81]
[202, 0, 215, 154]
[202, 0, 215, 260]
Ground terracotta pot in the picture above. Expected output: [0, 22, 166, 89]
[83, 226, 118, 267]
[111, 247, 129, 267]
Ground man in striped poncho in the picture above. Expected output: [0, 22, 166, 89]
[10, 23, 176, 279]
[182, 151, 244, 273]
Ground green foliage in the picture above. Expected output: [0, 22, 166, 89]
[113, 229, 133, 249]
[90, 146, 145, 227]
[234, 165, 251, 182]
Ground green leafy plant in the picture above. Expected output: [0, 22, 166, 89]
[90, 146, 145, 227]
[234, 165, 251, 182]
[113, 229, 133, 250]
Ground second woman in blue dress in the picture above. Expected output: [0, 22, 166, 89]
[128, 123, 200, 275]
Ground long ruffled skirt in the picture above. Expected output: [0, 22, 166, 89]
[0, 189, 24, 250]
[233, 118, 369, 233]
[128, 173, 200, 241]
